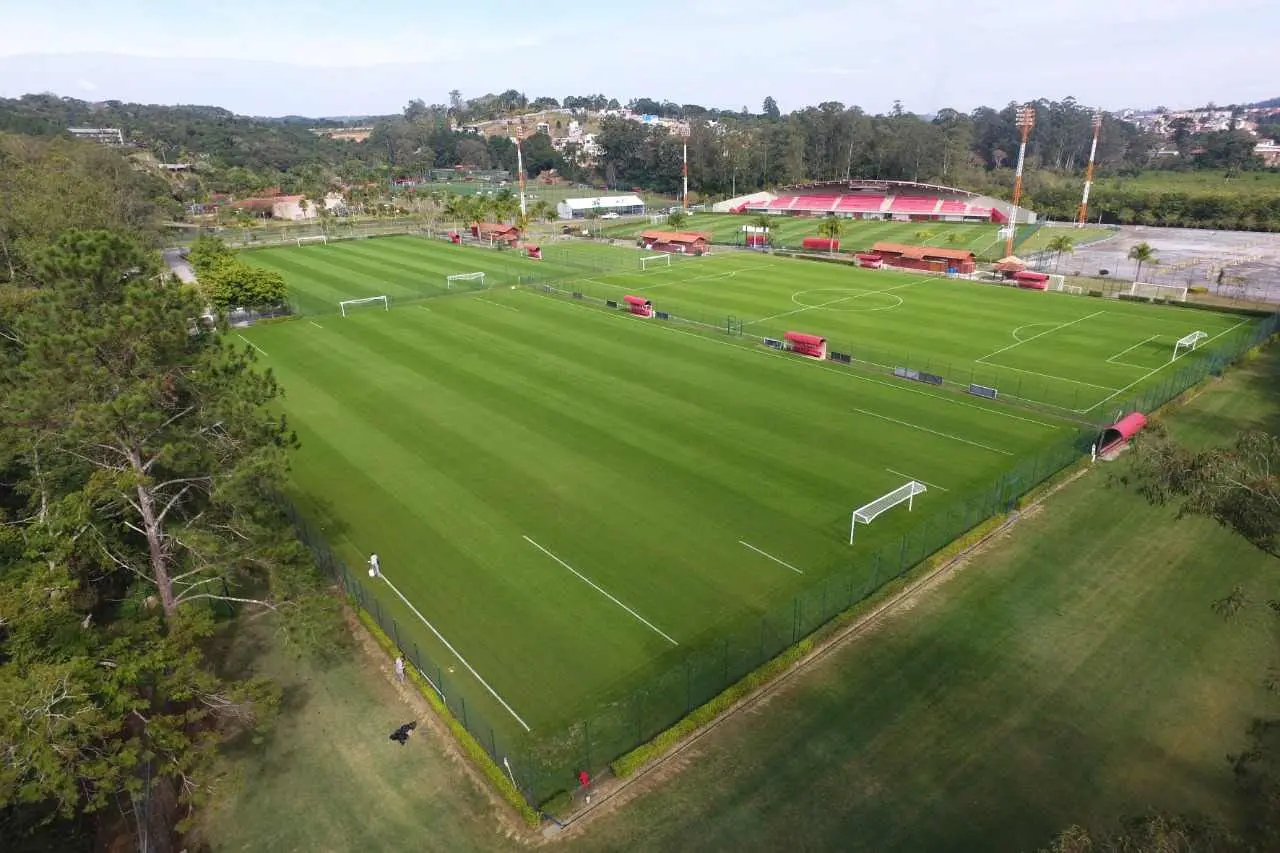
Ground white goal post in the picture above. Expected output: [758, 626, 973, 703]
[640, 253, 672, 271]
[339, 296, 389, 317]
[296, 235, 328, 247]
[446, 272, 486, 289]
[1172, 331, 1208, 361]
[1129, 281, 1187, 302]
[850, 481, 928, 544]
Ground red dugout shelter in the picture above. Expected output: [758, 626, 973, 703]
[785, 330, 827, 360]
[802, 237, 839, 252]
[1099, 412, 1147, 455]
[624, 295, 654, 317]
[1014, 270, 1050, 290]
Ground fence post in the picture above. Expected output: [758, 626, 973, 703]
[392, 618, 400, 650]
[685, 660, 693, 712]
[460, 696, 468, 730]
[584, 719, 593, 774]
[722, 640, 730, 686]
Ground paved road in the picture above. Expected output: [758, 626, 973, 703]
[162, 247, 196, 283]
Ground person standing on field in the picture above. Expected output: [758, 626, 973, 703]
[394, 655, 405, 683]
[368, 553, 380, 578]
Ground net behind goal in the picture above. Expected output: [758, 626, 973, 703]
[339, 296, 389, 317]
[1130, 282, 1187, 302]
[446, 272, 486, 290]
[297, 235, 328, 247]
[850, 481, 928, 544]
[640, 253, 672, 271]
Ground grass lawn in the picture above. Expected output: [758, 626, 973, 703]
[196, 345, 1280, 853]
[1015, 225, 1116, 255]
[235, 236, 1265, 797]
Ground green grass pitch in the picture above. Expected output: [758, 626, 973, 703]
[239, 236, 1258, 746]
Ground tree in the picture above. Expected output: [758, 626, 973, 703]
[762, 96, 780, 119]
[913, 229, 935, 243]
[1046, 233, 1076, 272]
[1121, 427, 1280, 555]
[1128, 241, 1157, 281]
[203, 260, 288, 311]
[817, 214, 843, 251]
[666, 210, 687, 229]
[0, 229, 338, 850]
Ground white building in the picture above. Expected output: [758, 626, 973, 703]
[68, 127, 124, 145]
[556, 194, 646, 219]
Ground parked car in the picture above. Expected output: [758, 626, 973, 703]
[601, 212, 620, 219]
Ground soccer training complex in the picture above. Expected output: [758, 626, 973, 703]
[238, 233, 1276, 809]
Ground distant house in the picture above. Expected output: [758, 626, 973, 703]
[67, 127, 124, 146]
[227, 194, 316, 220]
[639, 230, 710, 255]
[556, 194, 646, 219]
[471, 222, 521, 244]
[1256, 140, 1280, 167]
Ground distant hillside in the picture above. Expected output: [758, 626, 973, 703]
[1249, 96, 1280, 109]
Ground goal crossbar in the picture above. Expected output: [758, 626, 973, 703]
[339, 295, 389, 317]
[446, 272, 486, 289]
[296, 235, 328, 247]
[850, 481, 927, 544]
[1129, 281, 1187, 301]
[1172, 330, 1208, 361]
[640, 253, 672, 270]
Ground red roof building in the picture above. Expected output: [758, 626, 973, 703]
[868, 242, 977, 274]
[639, 230, 710, 255]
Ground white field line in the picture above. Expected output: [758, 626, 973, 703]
[236, 334, 266, 356]
[977, 361, 1120, 391]
[417, 305, 433, 312]
[539, 291, 1055, 440]
[849, 404, 1014, 455]
[885, 468, 949, 492]
[377, 570, 532, 732]
[739, 541, 805, 575]
[745, 277, 931, 326]
[309, 321, 324, 329]
[976, 310, 1106, 363]
[474, 297, 520, 312]
[1011, 322, 1060, 342]
[1077, 320, 1249, 415]
[1106, 335, 1159, 364]
[523, 535, 678, 646]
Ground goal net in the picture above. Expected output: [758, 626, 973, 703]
[339, 296, 389, 317]
[1047, 274, 1066, 291]
[297, 235, 328, 247]
[1129, 281, 1187, 302]
[447, 272, 486, 290]
[640, 253, 672, 271]
[1172, 331, 1208, 361]
[849, 481, 927, 544]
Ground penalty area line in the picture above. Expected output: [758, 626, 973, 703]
[523, 535, 678, 646]
[374, 570, 532, 732]
[309, 321, 324, 329]
[474, 297, 520, 312]
[235, 334, 266, 356]
[739, 541, 804, 575]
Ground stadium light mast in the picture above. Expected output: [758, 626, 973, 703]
[1077, 112, 1103, 227]
[680, 124, 691, 211]
[509, 119, 528, 219]
[1005, 104, 1036, 258]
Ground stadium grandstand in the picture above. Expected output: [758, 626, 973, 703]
[715, 180, 1035, 225]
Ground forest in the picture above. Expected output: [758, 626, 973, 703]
[0, 89, 1277, 231]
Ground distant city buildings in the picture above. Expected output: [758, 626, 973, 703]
[1118, 105, 1280, 162]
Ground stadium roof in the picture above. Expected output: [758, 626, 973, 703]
[560, 194, 645, 211]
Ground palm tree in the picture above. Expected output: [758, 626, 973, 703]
[945, 232, 962, 245]
[1046, 234, 1076, 272]
[817, 214, 843, 252]
[751, 213, 772, 232]
[1128, 241, 1157, 281]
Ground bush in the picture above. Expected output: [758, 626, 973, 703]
[353, 609, 540, 827]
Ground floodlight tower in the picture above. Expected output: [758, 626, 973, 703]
[1005, 104, 1037, 258]
[1077, 112, 1103, 226]
[680, 124, 691, 210]
[508, 119, 528, 219]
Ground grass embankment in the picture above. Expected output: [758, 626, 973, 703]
[197, 350, 1280, 853]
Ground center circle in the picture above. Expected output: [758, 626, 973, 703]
[790, 288, 904, 313]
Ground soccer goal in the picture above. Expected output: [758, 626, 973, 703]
[339, 296, 389, 317]
[1130, 281, 1187, 302]
[1172, 331, 1208, 361]
[296, 235, 328, 247]
[446, 272, 486, 290]
[849, 481, 928, 544]
[640, 253, 672, 271]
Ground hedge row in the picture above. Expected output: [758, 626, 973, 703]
[353, 609, 541, 827]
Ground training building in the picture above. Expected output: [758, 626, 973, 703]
[471, 222, 522, 245]
[639, 230, 710, 255]
[867, 243, 977, 274]
[556, 194, 646, 219]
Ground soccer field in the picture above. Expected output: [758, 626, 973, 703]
[240, 235, 1266, 796]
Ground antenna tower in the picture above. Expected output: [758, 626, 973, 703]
[509, 119, 528, 218]
[1077, 112, 1103, 226]
[1005, 104, 1036, 258]
[680, 124, 691, 210]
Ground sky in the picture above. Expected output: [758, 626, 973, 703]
[0, 0, 1275, 117]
